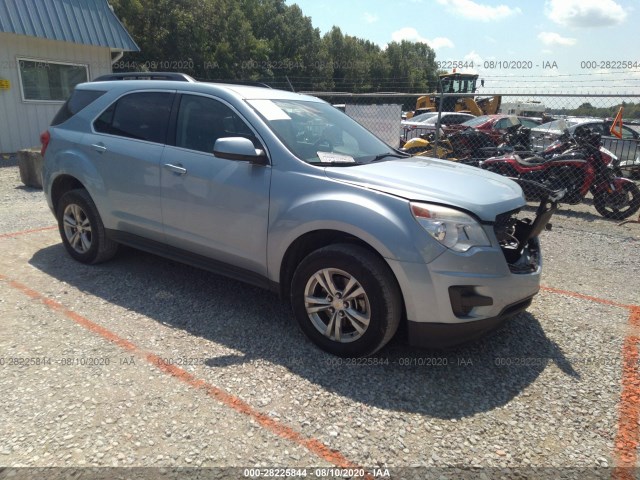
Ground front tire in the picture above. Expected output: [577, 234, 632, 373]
[56, 189, 118, 264]
[593, 182, 640, 219]
[291, 244, 402, 357]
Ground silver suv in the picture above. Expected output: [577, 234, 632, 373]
[42, 74, 555, 357]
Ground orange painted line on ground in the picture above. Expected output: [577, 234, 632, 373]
[612, 307, 640, 480]
[540, 287, 640, 475]
[0, 273, 366, 472]
[540, 285, 634, 310]
[0, 225, 57, 239]
[2, 251, 638, 474]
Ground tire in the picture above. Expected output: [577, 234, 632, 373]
[593, 182, 640, 220]
[56, 189, 118, 264]
[290, 244, 402, 357]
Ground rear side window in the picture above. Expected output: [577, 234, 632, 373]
[495, 118, 519, 130]
[448, 115, 472, 125]
[441, 115, 457, 124]
[51, 89, 106, 126]
[94, 92, 174, 144]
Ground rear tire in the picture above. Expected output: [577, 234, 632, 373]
[593, 182, 640, 220]
[56, 189, 118, 264]
[291, 244, 402, 357]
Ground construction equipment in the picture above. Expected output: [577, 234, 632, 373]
[411, 72, 501, 117]
[401, 131, 456, 159]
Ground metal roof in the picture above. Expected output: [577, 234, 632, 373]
[0, 0, 139, 51]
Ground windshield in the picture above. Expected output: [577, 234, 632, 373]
[407, 112, 438, 123]
[249, 99, 398, 165]
[537, 118, 582, 131]
[441, 76, 477, 94]
[423, 115, 454, 125]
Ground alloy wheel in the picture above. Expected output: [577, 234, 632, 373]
[63, 204, 92, 254]
[303, 268, 371, 343]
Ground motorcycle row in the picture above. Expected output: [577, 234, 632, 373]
[400, 123, 640, 220]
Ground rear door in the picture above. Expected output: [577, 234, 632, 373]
[85, 91, 175, 240]
[160, 93, 271, 278]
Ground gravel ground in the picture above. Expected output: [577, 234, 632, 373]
[0, 165, 639, 478]
[0, 164, 53, 234]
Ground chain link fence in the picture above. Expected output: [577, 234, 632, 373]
[306, 92, 640, 221]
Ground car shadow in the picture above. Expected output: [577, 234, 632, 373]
[29, 244, 577, 419]
[15, 185, 42, 193]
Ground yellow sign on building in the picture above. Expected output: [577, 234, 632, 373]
[0, 79, 10, 90]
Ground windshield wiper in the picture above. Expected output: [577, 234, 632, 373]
[308, 161, 362, 167]
[369, 152, 410, 163]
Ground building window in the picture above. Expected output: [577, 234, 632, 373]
[18, 59, 89, 102]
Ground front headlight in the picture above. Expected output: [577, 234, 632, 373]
[410, 203, 491, 253]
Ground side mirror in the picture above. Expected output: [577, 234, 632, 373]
[213, 137, 268, 166]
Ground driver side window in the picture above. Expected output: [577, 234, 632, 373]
[176, 95, 257, 154]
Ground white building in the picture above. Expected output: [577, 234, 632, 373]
[0, 0, 139, 153]
[500, 101, 546, 117]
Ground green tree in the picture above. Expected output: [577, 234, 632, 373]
[322, 27, 391, 93]
[109, 0, 442, 93]
[239, 0, 332, 90]
[384, 41, 438, 92]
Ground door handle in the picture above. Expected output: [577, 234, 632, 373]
[91, 143, 107, 153]
[164, 163, 187, 175]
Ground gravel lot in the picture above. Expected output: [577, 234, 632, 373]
[0, 164, 639, 479]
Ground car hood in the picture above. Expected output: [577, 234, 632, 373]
[325, 157, 525, 221]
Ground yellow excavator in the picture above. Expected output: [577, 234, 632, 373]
[408, 72, 501, 117]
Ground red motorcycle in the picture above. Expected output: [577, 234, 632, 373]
[481, 126, 640, 220]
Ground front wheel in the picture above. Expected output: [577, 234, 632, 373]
[593, 182, 640, 219]
[291, 244, 402, 357]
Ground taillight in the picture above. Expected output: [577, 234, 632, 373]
[40, 130, 50, 157]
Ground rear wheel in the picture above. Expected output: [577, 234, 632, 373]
[593, 182, 640, 219]
[291, 244, 402, 357]
[56, 189, 118, 264]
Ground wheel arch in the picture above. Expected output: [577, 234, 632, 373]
[51, 175, 88, 211]
[278, 229, 406, 319]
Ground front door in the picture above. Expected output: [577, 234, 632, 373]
[160, 94, 271, 277]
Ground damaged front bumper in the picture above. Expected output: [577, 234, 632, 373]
[392, 192, 559, 349]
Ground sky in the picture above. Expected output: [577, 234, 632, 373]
[287, 0, 640, 96]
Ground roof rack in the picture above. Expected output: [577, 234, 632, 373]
[198, 79, 272, 89]
[92, 72, 274, 89]
[92, 72, 196, 82]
